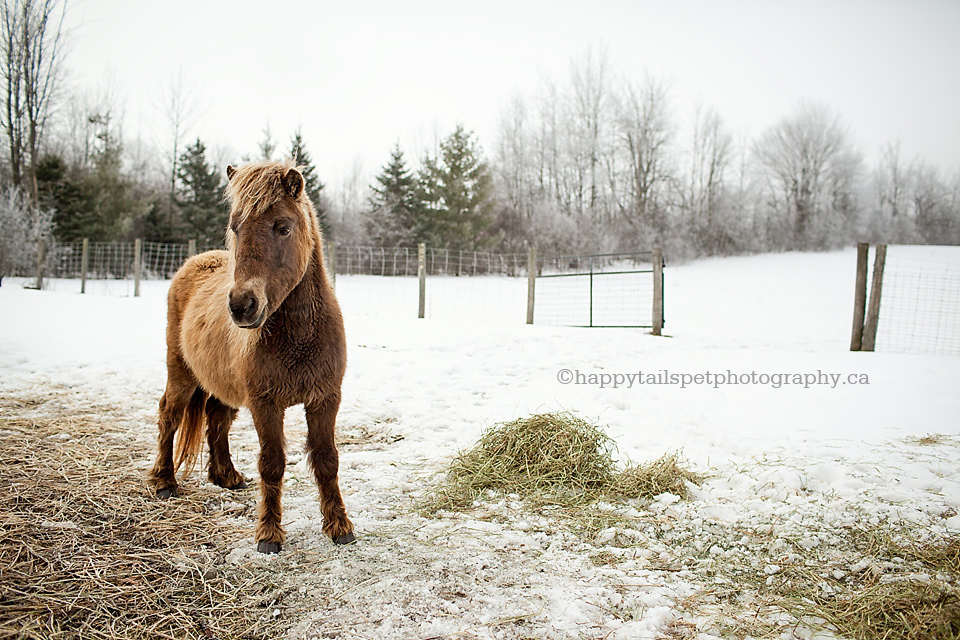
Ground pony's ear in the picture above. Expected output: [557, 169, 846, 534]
[282, 167, 304, 198]
[226, 165, 237, 181]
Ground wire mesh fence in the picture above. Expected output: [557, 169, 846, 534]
[10, 240, 665, 329]
[27, 240, 222, 280]
[534, 252, 659, 328]
[19, 240, 651, 281]
[875, 247, 960, 356]
[335, 246, 529, 277]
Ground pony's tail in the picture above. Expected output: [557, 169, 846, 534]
[174, 387, 207, 480]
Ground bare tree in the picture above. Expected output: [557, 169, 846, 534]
[157, 69, 199, 203]
[614, 74, 672, 240]
[910, 160, 951, 243]
[329, 157, 366, 242]
[56, 77, 122, 169]
[1, 0, 67, 204]
[0, 184, 51, 284]
[877, 142, 906, 219]
[871, 141, 913, 241]
[753, 101, 858, 248]
[688, 103, 733, 253]
[567, 46, 610, 220]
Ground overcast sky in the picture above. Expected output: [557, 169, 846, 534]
[61, 0, 960, 186]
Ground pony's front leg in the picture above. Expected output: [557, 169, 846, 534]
[205, 396, 246, 490]
[306, 392, 355, 545]
[148, 369, 199, 499]
[250, 401, 286, 553]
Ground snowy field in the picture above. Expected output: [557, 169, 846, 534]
[2, 247, 959, 638]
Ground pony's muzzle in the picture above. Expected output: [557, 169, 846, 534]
[229, 287, 266, 329]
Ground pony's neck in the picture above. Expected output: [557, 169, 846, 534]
[284, 229, 331, 310]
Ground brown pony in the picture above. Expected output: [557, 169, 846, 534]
[147, 160, 353, 553]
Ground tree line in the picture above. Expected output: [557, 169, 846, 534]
[2, 1, 958, 285]
[363, 51, 959, 258]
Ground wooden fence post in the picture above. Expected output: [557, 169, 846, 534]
[418, 243, 426, 319]
[849, 242, 869, 351]
[188, 239, 197, 257]
[80, 238, 89, 294]
[652, 248, 664, 336]
[133, 238, 142, 297]
[861, 244, 887, 352]
[526, 246, 536, 324]
[34, 237, 44, 290]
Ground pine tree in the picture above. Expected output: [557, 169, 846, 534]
[366, 143, 422, 246]
[418, 125, 496, 250]
[40, 112, 144, 241]
[176, 138, 228, 246]
[258, 124, 276, 161]
[289, 128, 329, 234]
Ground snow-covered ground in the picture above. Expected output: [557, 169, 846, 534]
[2, 247, 959, 638]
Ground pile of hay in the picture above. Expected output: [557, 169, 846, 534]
[0, 393, 287, 640]
[422, 412, 702, 515]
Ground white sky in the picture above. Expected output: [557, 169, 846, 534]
[61, 0, 960, 186]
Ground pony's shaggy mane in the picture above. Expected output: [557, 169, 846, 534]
[224, 160, 305, 221]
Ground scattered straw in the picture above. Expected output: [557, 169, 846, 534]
[607, 451, 704, 501]
[0, 393, 287, 640]
[788, 579, 960, 640]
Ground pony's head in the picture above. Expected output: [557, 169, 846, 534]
[223, 161, 318, 329]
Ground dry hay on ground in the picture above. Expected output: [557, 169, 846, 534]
[420, 411, 702, 516]
[787, 526, 960, 640]
[421, 411, 960, 640]
[0, 393, 286, 640]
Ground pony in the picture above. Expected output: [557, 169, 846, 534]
[147, 160, 354, 553]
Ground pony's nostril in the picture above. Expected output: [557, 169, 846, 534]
[229, 292, 258, 321]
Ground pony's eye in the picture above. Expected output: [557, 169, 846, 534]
[276, 224, 292, 237]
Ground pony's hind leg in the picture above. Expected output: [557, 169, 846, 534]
[148, 371, 199, 499]
[251, 401, 287, 553]
[205, 396, 246, 489]
[305, 392, 355, 545]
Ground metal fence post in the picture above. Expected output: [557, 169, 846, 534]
[588, 255, 594, 328]
[418, 243, 426, 319]
[526, 246, 537, 324]
[80, 238, 89, 294]
[35, 237, 44, 290]
[133, 238, 142, 297]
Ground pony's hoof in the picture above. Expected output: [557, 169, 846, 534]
[157, 487, 178, 500]
[229, 480, 249, 490]
[257, 541, 282, 554]
[334, 531, 356, 546]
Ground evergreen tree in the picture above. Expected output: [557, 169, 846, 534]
[289, 128, 329, 234]
[258, 124, 276, 161]
[176, 138, 228, 245]
[37, 153, 92, 241]
[366, 143, 422, 246]
[418, 125, 496, 250]
[39, 112, 144, 241]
